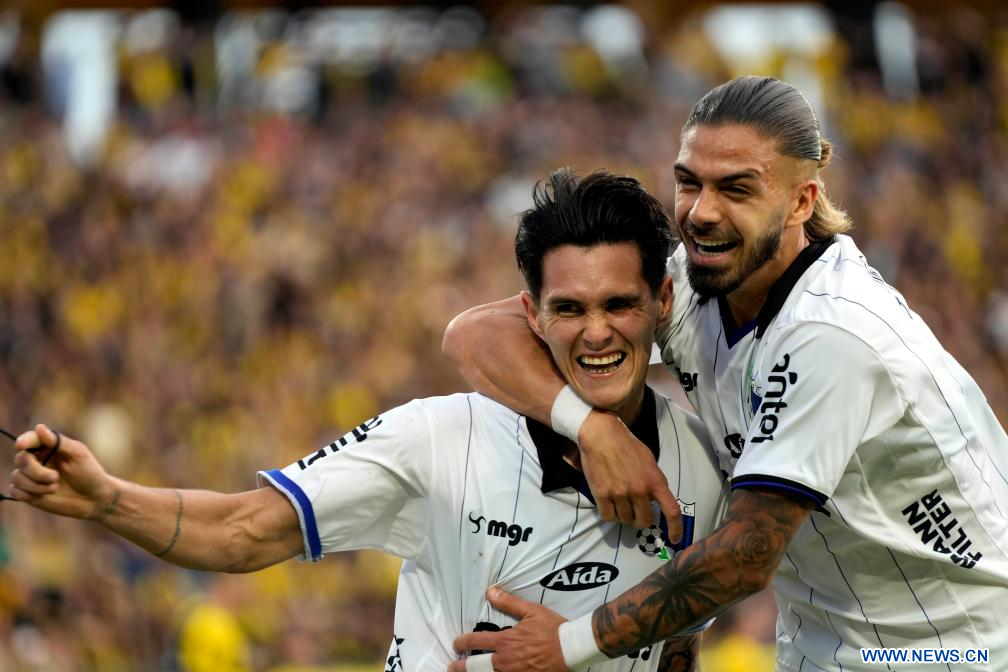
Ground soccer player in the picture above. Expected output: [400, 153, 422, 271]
[444, 76, 1008, 671]
[9, 170, 727, 671]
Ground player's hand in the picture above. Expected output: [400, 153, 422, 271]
[11, 424, 117, 520]
[450, 588, 568, 672]
[578, 410, 682, 537]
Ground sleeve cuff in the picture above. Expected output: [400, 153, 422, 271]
[730, 474, 828, 507]
[257, 468, 323, 562]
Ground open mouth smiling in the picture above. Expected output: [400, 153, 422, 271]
[692, 237, 739, 256]
[577, 352, 627, 374]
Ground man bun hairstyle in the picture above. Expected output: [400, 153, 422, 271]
[515, 168, 674, 300]
[684, 75, 851, 240]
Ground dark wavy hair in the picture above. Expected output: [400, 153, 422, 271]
[515, 168, 674, 300]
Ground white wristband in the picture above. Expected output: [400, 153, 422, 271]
[551, 385, 592, 444]
[558, 613, 608, 670]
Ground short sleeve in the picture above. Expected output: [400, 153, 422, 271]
[257, 399, 432, 562]
[732, 323, 905, 504]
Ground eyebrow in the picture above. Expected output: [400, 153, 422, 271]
[674, 163, 762, 183]
[545, 293, 644, 308]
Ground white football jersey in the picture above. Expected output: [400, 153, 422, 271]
[259, 388, 728, 671]
[658, 234, 1008, 671]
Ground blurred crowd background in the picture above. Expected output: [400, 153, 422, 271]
[0, 1, 1007, 670]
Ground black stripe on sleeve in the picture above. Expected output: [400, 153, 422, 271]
[731, 473, 828, 507]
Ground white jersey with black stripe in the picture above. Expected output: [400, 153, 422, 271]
[258, 388, 728, 671]
[658, 234, 1008, 671]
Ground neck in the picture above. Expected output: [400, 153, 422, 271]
[725, 231, 810, 326]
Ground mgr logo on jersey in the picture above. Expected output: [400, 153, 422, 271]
[750, 353, 797, 444]
[636, 501, 696, 559]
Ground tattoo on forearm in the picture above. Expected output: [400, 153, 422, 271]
[154, 490, 183, 558]
[657, 635, 698, 672]
[90, 488, 122, 524]
[593, 488, 812, 656]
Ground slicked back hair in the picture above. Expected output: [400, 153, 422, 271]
[515, 168, 674, 301]
[684, 75, 851, 240]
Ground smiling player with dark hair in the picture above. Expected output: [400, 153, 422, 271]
[10, 168, 726, 672]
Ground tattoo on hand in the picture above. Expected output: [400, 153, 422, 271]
[90, 488, 122, 524]
[593, 488, 812, 656]
[154, 490, 183, 558]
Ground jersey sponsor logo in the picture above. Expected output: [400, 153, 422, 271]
[636, 503, 696, 560]
[468, 511, 533, 546]
[723, 433, 745, 458]
[676, 367, 698, 392]
[901, 489, 982, 569]
[539, 562, 619, 591]
[297, 416, 383, 470]
[470, 622, 511, 655]
[384, 635, 404, 672]
[750, 354, 797, 444]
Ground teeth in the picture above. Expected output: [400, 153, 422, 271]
[579, 353, 622, 366]
[694, 238, 736, 255]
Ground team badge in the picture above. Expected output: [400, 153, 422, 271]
[636, 501, 696, 560]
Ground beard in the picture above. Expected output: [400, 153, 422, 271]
[686, 208, 786, 298]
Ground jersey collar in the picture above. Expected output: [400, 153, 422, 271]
[754, 235, 837, 338]
[530, 386, 660, 503]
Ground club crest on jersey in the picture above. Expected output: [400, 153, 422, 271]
[636, 502, 695, 560]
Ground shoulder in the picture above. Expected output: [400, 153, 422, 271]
[407, 392, 520, 432]
[775, 235, 915, 343]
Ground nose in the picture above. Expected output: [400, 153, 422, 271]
[582, 312, 613, 350]
[687, 186, 721, 228]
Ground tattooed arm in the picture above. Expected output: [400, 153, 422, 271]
[594, 487, 813, 656]
[449, 488, 809, 672]
[12, 424, 303, 573]
[657, 634, 700, 672]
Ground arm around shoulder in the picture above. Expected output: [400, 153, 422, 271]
[443, 295, 565, 423]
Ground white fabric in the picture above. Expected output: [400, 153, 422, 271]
[657, 235, 1008, 671]
[465, 653, 495, 672]
[259, 390, 727, 671]
[559, 613, 608, 670]
[550, 385, 593, 444]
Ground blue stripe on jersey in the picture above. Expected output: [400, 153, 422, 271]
[831, 501, 949, 669]
[493, 414, 527, 584]
[808, 515, 893, 671]
[263, 468, 322, 561]
[730, 475, 828, 506]
[458, 396, 474, 637]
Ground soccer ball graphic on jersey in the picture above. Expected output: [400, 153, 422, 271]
[636, 525, 665, 555]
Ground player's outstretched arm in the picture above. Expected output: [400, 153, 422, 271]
[443, 298, 681, 531]
[12, 424, 303, 573]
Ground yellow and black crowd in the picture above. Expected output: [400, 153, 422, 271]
[0, 4, 1006, 670]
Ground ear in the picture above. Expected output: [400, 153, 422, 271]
[791, 178, 818, 228]
[521, 290, 546, 340]
[656, 276, 673, 325]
